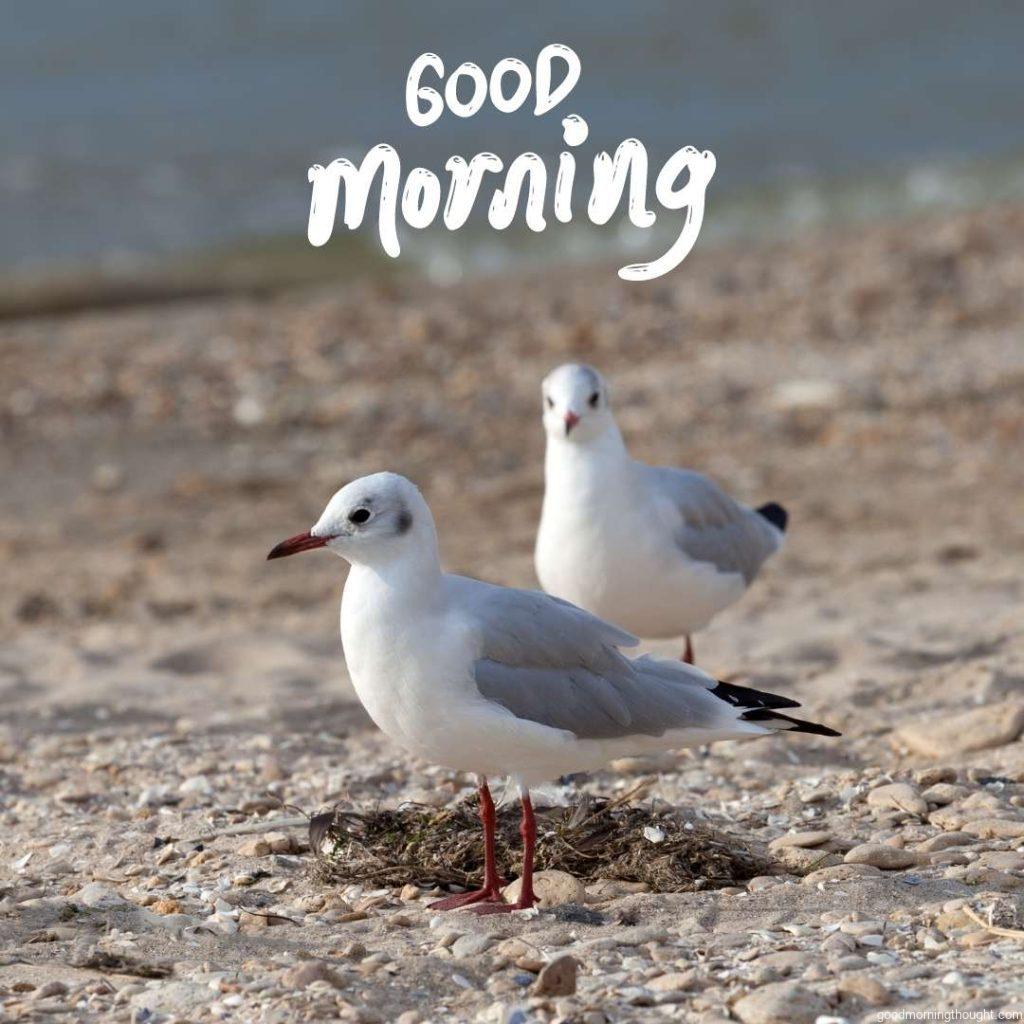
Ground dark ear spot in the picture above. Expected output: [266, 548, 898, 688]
[396, 509, 413, 534]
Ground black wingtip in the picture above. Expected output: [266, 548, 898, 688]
[756, 502, 788, 532]
[712, 679, 800, 711]
[741, 708, 841, 737]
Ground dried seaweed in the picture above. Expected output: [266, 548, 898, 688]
[311, 795, 766, 893]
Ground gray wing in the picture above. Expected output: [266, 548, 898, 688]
[648, 466, 783, 583]
[457, 578, 734, 740]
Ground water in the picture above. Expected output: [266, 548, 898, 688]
[5, 1, 1024, 273]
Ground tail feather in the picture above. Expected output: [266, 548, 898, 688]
[756, 502, 788, 533]
[740, 708, 841, 737]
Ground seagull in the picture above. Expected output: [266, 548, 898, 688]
[268, 472, 838, 914]
[536, 364, 788, 664]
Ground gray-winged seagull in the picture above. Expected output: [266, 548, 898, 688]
[536, 363, 788, 664]
[268, 472, 837, 913]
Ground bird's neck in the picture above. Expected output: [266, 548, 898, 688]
[344, 533, 443, 612]
[545, 422, 630, 492]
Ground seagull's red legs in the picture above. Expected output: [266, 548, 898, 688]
[428, 778, 506, 910]
[682, 635, 694, 664]
[467, 790, 537, 915]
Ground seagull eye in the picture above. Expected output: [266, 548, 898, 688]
[588, 391, 600, 408]
[348, 508, 371, 525]
[545, 396, 554, 409]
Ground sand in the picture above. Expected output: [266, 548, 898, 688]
[1, 203, 1023, 1022]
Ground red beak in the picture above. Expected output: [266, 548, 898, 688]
[267, 531, 329, 560]
[564, 410, 581, 435]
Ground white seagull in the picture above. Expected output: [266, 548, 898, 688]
[536, 364, 788, 664]
[268, 472, 837, 914]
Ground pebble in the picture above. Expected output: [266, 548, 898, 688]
[281, 961, 344, 990]
[962, 817, 1024, 839]
[914, 766, 959, 786]
[801, 863, 882, 885]
[75, 882, 131, 910]
[747, 876, 785, 892]
[767, 830, 833, 850]
[150, 898, 182, 915]
[771, 845, 840, 874]
[733, 981, 829, 1024]
[647, 970, 697, 993]
[866, 782, 928, 816]
[916, 831, 975, 851]
[32, 981, 68, 1000]
[917, 765, 962, 786]
[237, 839, 272, 857]
[837, 974, 890, 1006]
[178, 774, 213, 796]
[451, 934, 493, 958]
[532, 955, 578, 997]
[895, 702, 1024, 757]
[843, 843, 922, 869]
[921, 783, 970, 805]
[503, 870, 584, 909]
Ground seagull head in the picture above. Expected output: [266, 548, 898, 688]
[541, 363, 613, 442]
[267, 472, 434, 567]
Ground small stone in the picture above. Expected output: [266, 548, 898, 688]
[647, 970, 697, 993]
[921, 783, 970, 805]
[150, 898, 181, 915]
[934, 905, 971, 930]
[755, 950, 817, 975]
[282, 961, 343, 990]
[75, 882, 131, 910]
[238, 839, 272, 857]
[263, 831, 296, 853]
[33, 981, 68, 999]
[400, 884, 421, 901]
[532, 955, 577, 996]
[178, 774, 212, 796]
[733, 981, 829, 1024]
[914, 766, 958, 786]
[844, 844, 922, 870]
[451, 933, 493, 958]
[961, 818, 1024, 839]
[586, 879, 650, 898]
[916, 832, 975, 852]
[831, 954, 869, 972]
[821, 932, 857, 956]
[838, 975, 890, 1006]
[747, 876, 784, 892]
[767, 830, 832, 851]
[963, 865, 1024, 890]
[801, 863, 882, 886]
[895, 702, 1024, 757]
[503, 870, 584, 908]
[867, 782, 928, 816]
[771, 845, 840, 874]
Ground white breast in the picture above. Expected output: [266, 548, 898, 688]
[340, 569, 475, 756]
[537, 449, 744, 637]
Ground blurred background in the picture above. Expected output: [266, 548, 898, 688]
[0, 2, 1021, 735]
[4, 0, 1024, 309]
